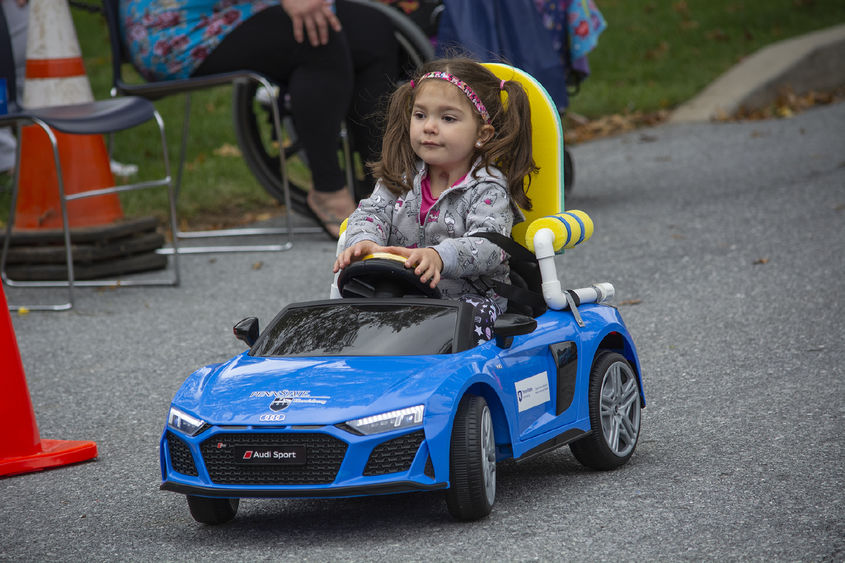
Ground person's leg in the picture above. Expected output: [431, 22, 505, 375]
[194, 6, 356, 235]
[335, 0, 399, 200]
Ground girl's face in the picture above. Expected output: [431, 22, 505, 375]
[409, 80, 493, 179]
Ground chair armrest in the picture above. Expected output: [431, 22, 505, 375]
[114, 71, 271, 101]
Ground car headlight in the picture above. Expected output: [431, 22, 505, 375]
[167, 407, 207, 436]
[346, 405, 424, 435]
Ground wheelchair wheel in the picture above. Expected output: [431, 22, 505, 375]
[232, 0, 434, 216]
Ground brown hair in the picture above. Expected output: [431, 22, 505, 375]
[368, 57, 538, 210]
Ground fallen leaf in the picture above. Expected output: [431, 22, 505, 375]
[673, 1, 690, 17]
[252, 261, 264, 270]
[213, 143, 242, 157]
[619, 299, 642, 306]
[645, 41, 670, 60]
[564, 110, 669, 144]
[730, 85, 845, 122]
[706, 28, 729, 41]
[775, 106, 794, 118]
[753, 258, 769, 265]
[713, 107, 730, 121]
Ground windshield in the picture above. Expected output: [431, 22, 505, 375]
[251, 302, 460, 357]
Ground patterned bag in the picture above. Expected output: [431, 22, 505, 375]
[567, 0, 607, 59]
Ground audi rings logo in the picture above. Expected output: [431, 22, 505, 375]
[270, 396, 292, 411]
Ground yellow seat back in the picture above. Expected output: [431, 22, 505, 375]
[481, 62, 565, 248]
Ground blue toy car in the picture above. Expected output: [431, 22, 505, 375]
[161, 64, 644, 524]
[160, 210, 645, 524]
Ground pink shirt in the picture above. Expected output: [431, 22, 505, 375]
[419, 172, 467, 225]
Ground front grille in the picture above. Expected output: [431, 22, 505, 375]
[167, 432, 198, 476]
[363, 430, 424, 476]
[200, 432, 347, 485]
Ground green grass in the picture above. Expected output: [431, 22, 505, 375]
[2, 1, 842, 226]
[570, 0, 845, 117]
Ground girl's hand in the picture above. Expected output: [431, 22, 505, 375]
[281, 0, 342, 46]
[333, 240, 384, 273]
[384, 246, 443, 288]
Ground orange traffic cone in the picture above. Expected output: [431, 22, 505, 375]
[14, 0, 123, 230]
[0, 284, 97, 477]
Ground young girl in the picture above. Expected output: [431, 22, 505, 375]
[333, 57, 537, 342]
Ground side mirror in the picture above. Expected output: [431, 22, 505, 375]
[233, 317, 259, 347]
[493, 313, 537, 349]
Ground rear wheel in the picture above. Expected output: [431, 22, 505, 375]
[570, 351, 641, 470]
[186, 495, 239, 525]
[445, 395, 496, 521]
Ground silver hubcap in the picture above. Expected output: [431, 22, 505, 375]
[480, 405, 496, 505]
[599, 361, 641, 457]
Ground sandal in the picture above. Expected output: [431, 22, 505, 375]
[305, 189, 355, 241]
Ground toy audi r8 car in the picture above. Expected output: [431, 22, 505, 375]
[160, 212, 645, 525]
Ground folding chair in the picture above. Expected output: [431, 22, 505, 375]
[102, 0, 325, 254]
[0, 97, 181, 311]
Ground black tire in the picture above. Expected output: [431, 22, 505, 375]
[570, 351, 641, 470]
[186, 495, 239, 525]
[232, 83, 309, 214]
[564, 148, 574, 194]
[445, 395, 496, 521]
[231, 0, 434, 214]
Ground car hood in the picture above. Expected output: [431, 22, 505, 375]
[173, 352, 461, 425]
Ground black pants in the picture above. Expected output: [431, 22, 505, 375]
[336, 0, 398, 198]
[196, 2, 398, 196]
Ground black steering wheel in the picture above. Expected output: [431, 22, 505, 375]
[337, 253, 442, 299]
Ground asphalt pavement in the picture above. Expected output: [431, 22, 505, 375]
[2, 30, 844, 562]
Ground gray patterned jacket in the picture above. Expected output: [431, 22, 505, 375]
[343, 160, 525, 308]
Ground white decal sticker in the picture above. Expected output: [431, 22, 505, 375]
[251, 390, 331, 407]
[515, 372, 551, 412]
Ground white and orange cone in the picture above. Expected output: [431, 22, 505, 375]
[15, 0, 123, 230]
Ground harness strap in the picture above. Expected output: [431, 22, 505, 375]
[473, 232, 547, 317]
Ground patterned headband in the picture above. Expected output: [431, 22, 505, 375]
[412, 71, 492, 124]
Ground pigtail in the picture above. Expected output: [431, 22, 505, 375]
[369, 58, 538, 206]
[367, 81, 418, 196]
[482, 80, 537, 211]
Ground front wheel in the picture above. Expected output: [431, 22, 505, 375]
[445, 395, 496, 521]
[186, 495, 239, 525]
[570, 351, 641, 470]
